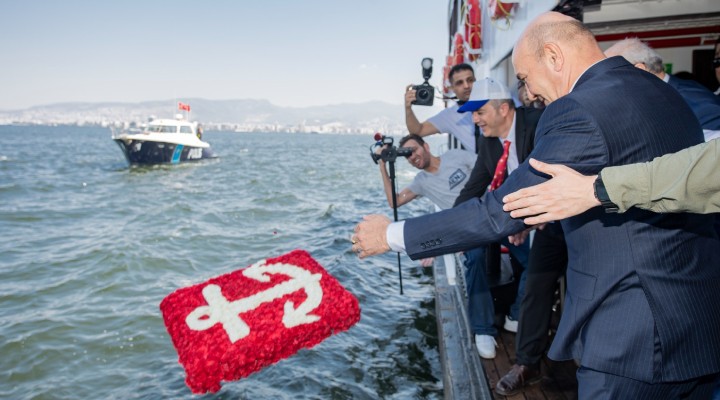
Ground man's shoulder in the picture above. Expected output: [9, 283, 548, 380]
[669, 76, 720, 102]
[430, 104, 462, 120]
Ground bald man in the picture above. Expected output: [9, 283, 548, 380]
[352, 11, 720, 399]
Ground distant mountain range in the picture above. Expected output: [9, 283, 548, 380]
[0, 98, 410, 134]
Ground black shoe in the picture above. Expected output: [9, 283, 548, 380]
[495, 364, 542, 396]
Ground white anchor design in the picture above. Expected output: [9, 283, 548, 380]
[185, 261, 323, 343]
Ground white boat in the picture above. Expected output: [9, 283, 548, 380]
[111, 115, 216, 165]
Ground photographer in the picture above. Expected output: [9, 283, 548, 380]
[405, 63, 478, 152]
[375, 134, 476, 265]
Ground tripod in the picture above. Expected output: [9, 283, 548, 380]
[386, 154, 404, 295]
[371, 134, 412, 295]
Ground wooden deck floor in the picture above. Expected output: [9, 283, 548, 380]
[433, 253, 578, 399]
[480, 329, 578, 400]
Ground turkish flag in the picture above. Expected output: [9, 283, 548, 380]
[178, 102, 191, 111]
[160, 250, 361, 394]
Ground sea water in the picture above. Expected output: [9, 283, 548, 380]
[0, 126, 445, 399]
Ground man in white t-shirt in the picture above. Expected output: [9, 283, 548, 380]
[405, 63, 477, 152]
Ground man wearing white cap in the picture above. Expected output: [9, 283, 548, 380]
[454, 79, 568, 392]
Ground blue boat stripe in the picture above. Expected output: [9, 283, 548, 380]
[172, 144, 184, 163]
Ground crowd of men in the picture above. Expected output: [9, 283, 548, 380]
[357, 11, 720, 400]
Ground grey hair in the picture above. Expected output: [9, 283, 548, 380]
[608, 38, 664, 74]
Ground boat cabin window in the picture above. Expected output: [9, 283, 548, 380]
[179, 126, 193, 134]
[146, 125, 178, 133]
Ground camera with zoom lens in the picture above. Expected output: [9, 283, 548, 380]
[411, 57, 434, 106]
[370, 133, 413, 164]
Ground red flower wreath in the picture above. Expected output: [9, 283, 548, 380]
[159, 250, 361, 394]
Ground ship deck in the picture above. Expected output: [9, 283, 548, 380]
[433, 253, 578, 399]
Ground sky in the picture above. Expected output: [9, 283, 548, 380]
[0, 1, 450, 113]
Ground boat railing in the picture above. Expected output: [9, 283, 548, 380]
[431, 220, 494, 399]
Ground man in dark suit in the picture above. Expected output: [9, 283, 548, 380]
[455, 78, 568, 393]
[352, 12, 720, 398]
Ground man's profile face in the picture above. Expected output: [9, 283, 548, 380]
[450, 70, 476, 102]
[513, 45, 552, 105]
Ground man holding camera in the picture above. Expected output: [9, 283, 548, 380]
[405, 63, 478, 152]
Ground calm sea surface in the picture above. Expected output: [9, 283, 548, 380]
[0, 126, 448, 399]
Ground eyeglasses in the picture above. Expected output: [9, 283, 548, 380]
[714, 58, 720, 69]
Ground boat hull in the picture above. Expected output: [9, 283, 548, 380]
[114, 139, 216, 165]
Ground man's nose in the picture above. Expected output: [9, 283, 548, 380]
[526, 88, 538, 101]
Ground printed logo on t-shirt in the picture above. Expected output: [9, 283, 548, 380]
[448, 169, 468, 190]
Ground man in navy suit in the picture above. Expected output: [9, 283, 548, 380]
[352, 12, 720, 398]
[605, 37, 720, 141]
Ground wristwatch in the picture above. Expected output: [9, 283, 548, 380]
[593, 173, 619, 213]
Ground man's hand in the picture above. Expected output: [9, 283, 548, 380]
[502, 158, 600, 225]
[352, 215, 392, 259]
[405, 84, 417, 109]
[419, 257, 435, 267]
[507, 227, 532, 246]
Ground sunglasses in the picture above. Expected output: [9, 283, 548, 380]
[714, 58, 720, 69]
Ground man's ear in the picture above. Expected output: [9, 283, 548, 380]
[543, 43, 564, 72]
[499, 102, 511, 117]
[634, 62, 649, 72]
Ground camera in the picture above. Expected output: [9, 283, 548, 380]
[411, 57, 434, 106]
[370, 133, 413, 164]
[412, 82, 434, 107]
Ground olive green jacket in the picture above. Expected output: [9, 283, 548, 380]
[603, 139, 720, 214]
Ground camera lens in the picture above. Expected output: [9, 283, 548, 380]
[417, 89, 429, 100]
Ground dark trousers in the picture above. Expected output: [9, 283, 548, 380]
[578, 367, 718, 400]
[515, 223, 568, 367]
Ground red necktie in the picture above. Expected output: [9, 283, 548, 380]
[489, 140, 511, 191]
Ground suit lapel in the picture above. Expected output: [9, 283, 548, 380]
[515, 109, 527, 163]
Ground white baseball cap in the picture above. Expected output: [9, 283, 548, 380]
[457, 77, 512, 113]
